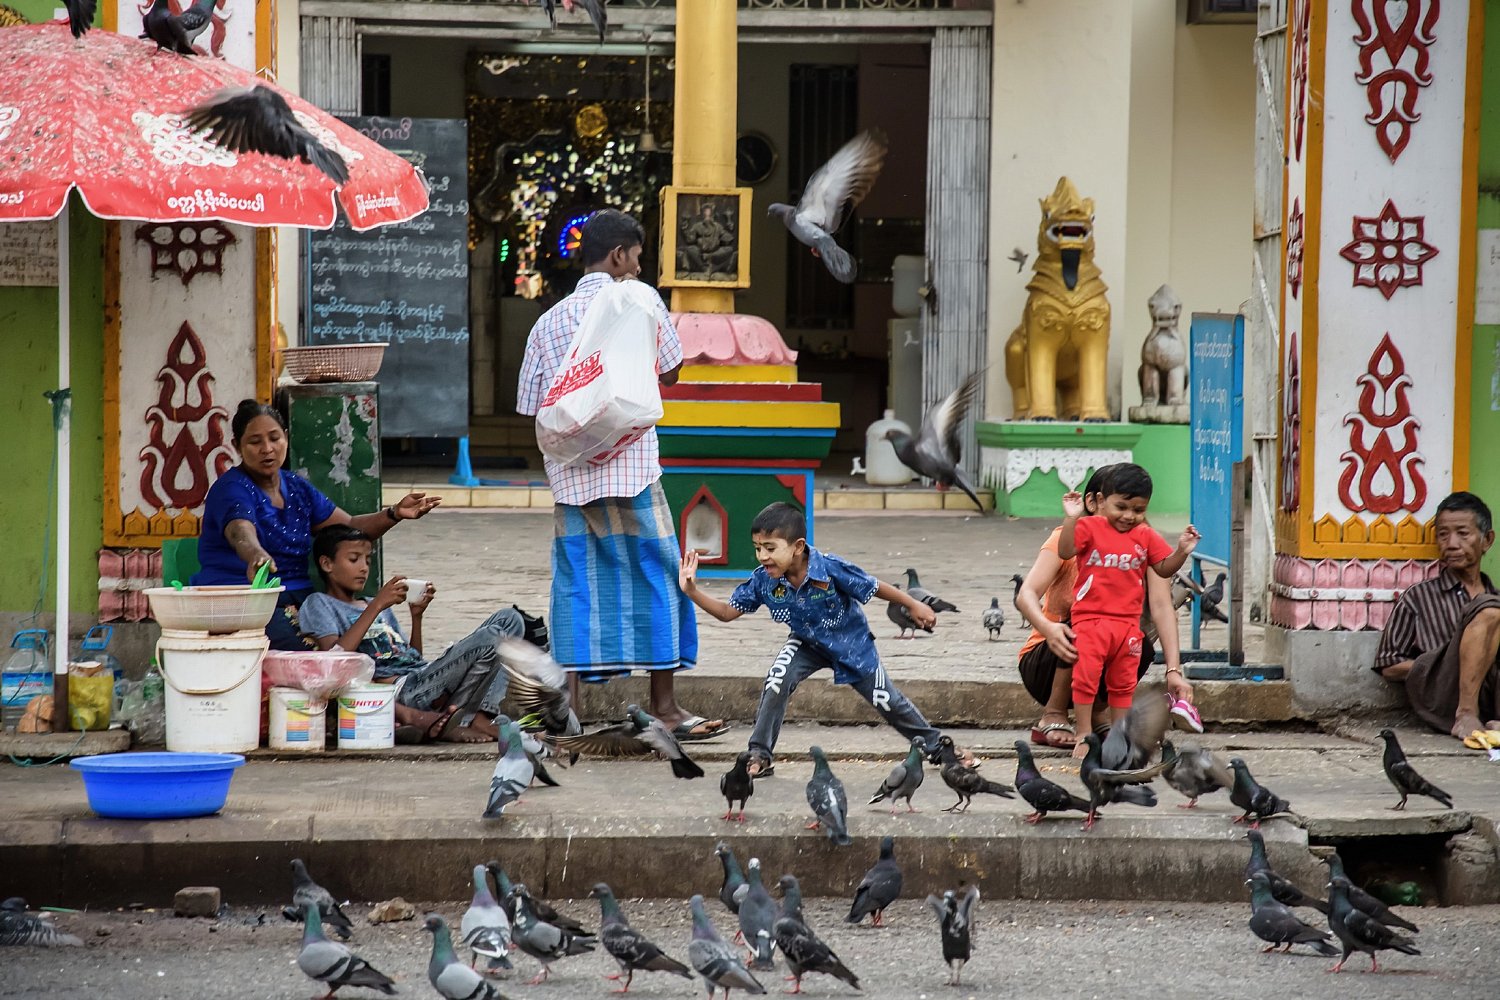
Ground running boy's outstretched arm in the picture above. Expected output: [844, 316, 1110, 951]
[679, 549, 744, 622]
[1056, 490, 1086, 560]
[1152, 523, 1202, 578]
[875, 580, 937, 631]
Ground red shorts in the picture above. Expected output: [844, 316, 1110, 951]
[1070, 616, 1143, 710]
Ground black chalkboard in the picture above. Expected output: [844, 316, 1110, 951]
[305, 117, 470, 438]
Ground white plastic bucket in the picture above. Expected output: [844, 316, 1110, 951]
[269, 687, 326, 751]
[156, 629, 267, 753]
[336, 684, 396, 750]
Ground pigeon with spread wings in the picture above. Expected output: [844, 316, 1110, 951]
[186, 86, 350, 185]
[768, 129, 888, 283]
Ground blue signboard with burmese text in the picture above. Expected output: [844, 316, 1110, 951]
[1188, 313, 1244, 568]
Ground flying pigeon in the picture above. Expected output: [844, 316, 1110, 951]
[1078, 732, 1163, 831]
[507, 883, 596, 985]
[484, 716, 535, 819]
[925, 885, 979, 986]
[887, 567, 960, 638]
[847, 836, 903, 927]
[1320, 853, 1419, 933]
[1377, 728, 1453, 810]
[547, 704, 704, 779]
[284, 858, 354, 941]
[715, 842, 750, 917]
[62, 0, 95, 38]
[1243, 829, 1327, 914]
[461, 864, 513, 976]
[982, 597, 1005, 640]
[1245, 873, 1339, 956]
[540, 0, 606, 43]
[773, 875, 860, 994]
[519, 728, 562, 787]
[486, 863, 589, 936]
[1200, 572, 1229, 623]
[1229, 758, 1293, 828]
[495, 639, 581, 746]
[720, 751, 755, 822]
[1326, 875, 1420, 973]
[934, 734, 1014, 812]
[423, 913, 505, 1000]
[883, 372, 985, 513]
[688, 895, 767, 998]
[186, 87, 351, 186]
[1013, 740, 1090, 823]
[737, 859, 778, 972]
[590, 883, 692, 993]
[868, 736, 926, 814]
[141, 0, 214, 54]
[805, 745, 852, 846]
[1008, 247, 1029, 272]
[1161, 739, 1233, 808]
[1100, 685, 1171, 771]
[0, 898, 81, 947]
[297, 903, 397, 998]
[768, 129, 888, 283]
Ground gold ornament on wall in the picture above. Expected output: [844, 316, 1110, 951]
[574, 104, 608, 139]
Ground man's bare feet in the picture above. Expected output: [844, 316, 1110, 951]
[1453, 712, 1484, 741]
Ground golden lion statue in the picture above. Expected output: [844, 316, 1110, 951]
[1004, 177, 1111, 421]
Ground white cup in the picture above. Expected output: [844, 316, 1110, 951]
[404, 579, 430, 601]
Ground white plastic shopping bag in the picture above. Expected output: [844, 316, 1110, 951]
[535, 279, 665, 468]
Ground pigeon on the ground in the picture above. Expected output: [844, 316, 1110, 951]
[1377, 728, 1453, 810]
[63, 0, 95, 37]
[186, 87, 351, 186]
[483, 716, 535, 819]
[516, 726, 564, 786]
[0, 898, 81, 947]
[869, 736, 926, 814]
[847, 836, 903, 927]
[737, 859, 778, 972]
[720, 751, 754, 822]
[982, 597, 1005, 640]
[1010, 572, 1025, 605]
[1243, 830, 1327, 914]
[1079, 732, 1163, 831]
[934, 734, 1014, 812]
[1200, 572, 1229, 623]
[1100, 685, 1171, 771]
[1013, 740, 1090, 823]
[141, 0, 214, 54]
[1161, 739, 1233, 808]
[284, 858, 353, 940]
[461, 864, 512, 975]
[507, 883, 596, 984]
[590, 883, 692, 993]
[547, 704, 704, 779]
[297, 903, 397, 997]
[1245, 873, 1339, 956]
[688, 894, 767, 997]
[887, 568, 961, 638]
[1229, 758, 1293, 827]
[805, 745, 853, 846]
[485, 863, 589, 936]
[715, 842, 750, 916]
[925, 885, 978, 986]
[496, 639, 581, 747]
[773, 875, 860, 994]
[1326, 875, 1420, 972]
[424, 913, 506, 1000]
[1320, 853, 1420, 933]
[883, 372, 985, 513]
[769, 129, 887, 283]
[540, 0, 606, 43]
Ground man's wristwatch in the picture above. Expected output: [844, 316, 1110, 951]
[385, 505, 399, 523]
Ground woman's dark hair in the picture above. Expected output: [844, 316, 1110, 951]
[1436, 491, 1493, 535]
[580, 209, 645, 265]
[313, 524, 371, 584]
[750, 502, 806, 543]
[231, 399, 286, 446]
[1106, 463, 1154, 501]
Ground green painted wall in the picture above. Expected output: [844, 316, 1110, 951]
[1474, 0, 1500, 576]
[1132, 423, 1190, 516]
[0, 201, 106, 617]
[8, 0, 94, 27]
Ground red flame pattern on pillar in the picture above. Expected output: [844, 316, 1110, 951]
[138, 322, 234, 511]
[1291, 0, 1310, 162]
[1337, 334, 1426, 515]
[1280, 333, 1301, 512]
[1353, 0, 1439, 163]
[1286, 199, 1305, 300]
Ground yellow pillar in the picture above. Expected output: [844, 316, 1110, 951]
[669, 0, 737, 315]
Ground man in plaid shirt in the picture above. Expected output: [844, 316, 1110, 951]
[517, 210, 727, 741]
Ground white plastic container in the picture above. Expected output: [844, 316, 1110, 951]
[269, 687, 326, 751]
[156, 629, 267, 753]
[864, 409, 916, 486]
[892, 254, 925, 318]
[145, 586, 284, 634]
[336, 684, 397, 750]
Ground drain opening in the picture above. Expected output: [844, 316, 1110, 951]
[1309, 832, 1452, 908]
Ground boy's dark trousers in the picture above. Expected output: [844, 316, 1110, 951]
[747, 636, 942, 761]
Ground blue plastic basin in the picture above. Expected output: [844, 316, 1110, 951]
[70, 752, 245, 819]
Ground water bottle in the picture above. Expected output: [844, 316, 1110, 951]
[75, 625, 127, 720]
[1, 630, 52, 732]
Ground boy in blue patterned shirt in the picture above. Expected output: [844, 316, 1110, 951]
[679, 502, 956, 777]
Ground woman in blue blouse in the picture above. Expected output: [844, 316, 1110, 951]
[194, 400, 440, 649]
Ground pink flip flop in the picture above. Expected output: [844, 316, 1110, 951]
[1170, 698, 1204, 733]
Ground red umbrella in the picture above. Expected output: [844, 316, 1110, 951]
[0, 22, 429, 230]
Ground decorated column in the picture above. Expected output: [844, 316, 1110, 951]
[1271, 0, 1482, 632]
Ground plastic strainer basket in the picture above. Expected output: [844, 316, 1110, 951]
[144, 586, 284, 634]
[281, 343, 388, 384]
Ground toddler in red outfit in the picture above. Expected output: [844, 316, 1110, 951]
[1057, 464, 1200, 759]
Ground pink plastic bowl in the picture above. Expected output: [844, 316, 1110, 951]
[261, 650, 374, 702]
